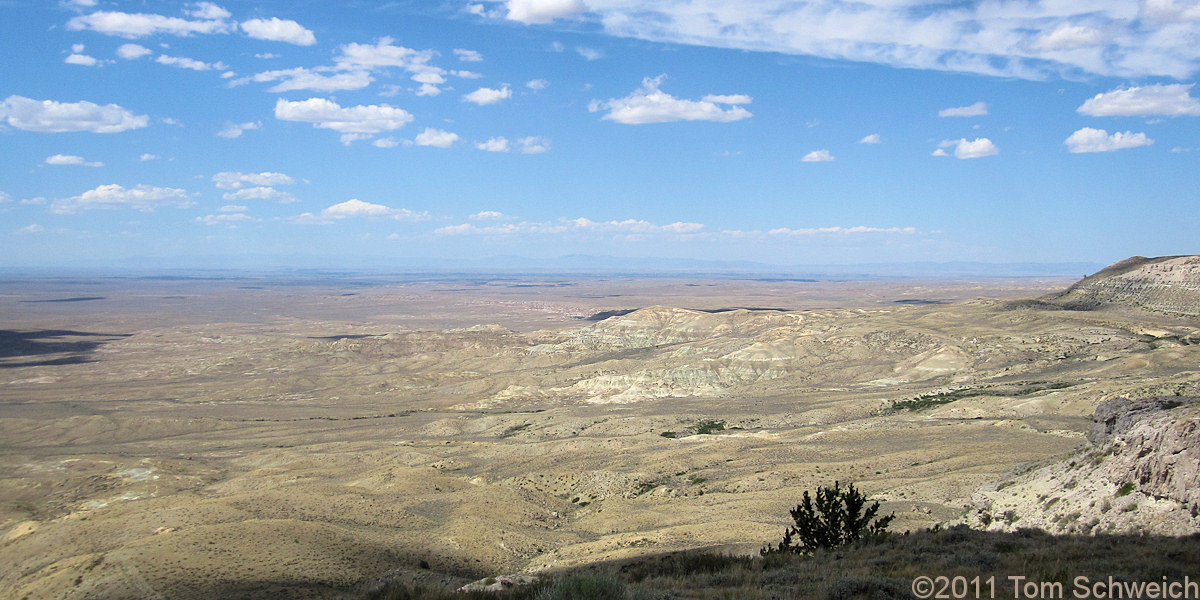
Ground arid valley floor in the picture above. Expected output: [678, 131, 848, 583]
[2, 264, 1198, 599]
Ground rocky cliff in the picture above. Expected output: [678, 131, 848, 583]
[967, 395, 1200, 535]
[1041, 255, 1200, 317]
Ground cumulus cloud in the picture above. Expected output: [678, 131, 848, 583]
[44, 154, 103, 167]
[1077, 84, 1200, 117]
[454, 48, 483, 62]
[50, 184, 193, 214]
[801, 149, 834, 162]
[240, 17, 316, 46]
[66, 7, 234, 38]
[212, 171, 294, 189]
[859, 134, 881, 144]
[464, 86, 512, 105]
[414, 128, 461, 148]
[938, 101, 988, 117]
[589, 75, 752, 124]
[506, 0, 587, 24]
[0, 95, 149, 133]
[435, 216, 704, 236]
[217, 121, 261, 138]
[290, 199, 431, 224]
[274, 98, 413, 143]
[65, 44, 101, 66]
[335, 37, 435, 72]
[116, 43, 152, 59]
[222, 187, 298, 203]
[1064, 127, 1154, 153]
[531, 1, 1200, 79]
[476, 137, 510, 152]
[936, 138, 998, 159]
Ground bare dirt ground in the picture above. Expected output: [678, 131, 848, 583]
[1, 273, 1196, 599]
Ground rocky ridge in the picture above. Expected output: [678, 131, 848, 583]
[1041, 255, 1200, 317]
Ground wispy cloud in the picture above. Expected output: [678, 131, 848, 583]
[274, 97, 414, 144]
[463, 86, 512, 105]
[934, 138, 998, 159]
[801, 149, 834, 162]
[289, 199, 431, 224]
[938, 101, 988, 117]
[44, 154, 103, 167]
[436, 216, 704, 236]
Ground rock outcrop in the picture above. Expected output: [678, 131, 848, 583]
[966, 395, 1200, 535]
[1040, 255, 1200, 316]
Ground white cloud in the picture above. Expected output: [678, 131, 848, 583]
[469, 210, 506, 220]
[1064, 127, 1154, 153]
[518, 136, 550, 154]
[50, 184, 193, 214]
[335, 37, 435, 72]
[767, 226, 917, 235]
[938, 101, 988, 117]
[139, 153, 158, 161]
[373, 137, 400, 148]
[274, 98, 413, 141]
[576, 46, 601, 60]
[506, 0, 587, 24]
[16, 224, 45, 234]
[222, 186, 298, 203]
[936, 138, 998, 159]
[156, 54, 223, 71]
[454, 48, 483, 62]
[217, 121, 261, 138]
[801, 149, 834, 162]
[1077, 84, 1200, 117]
[701, 94, 752, 105]
[219, 204, 247, 212]
[65, 48, 100, 66]
[435, 216, 704, 236]
[527, 78, 550, 90]
[66, 8, 234, 38]
[452, 70, 482, 79]
[414, 128, 461, 148]
[250, 67, 372, 93]
[290, 199, 431, 224]
[44, 154, 103, 167]
[0, 95, 148, 133]
[589, 75, 752, 124]
[197, 213, 254, 226]
[186, 3, 231, 20]
[0, 191, 10, 204]
[1031, 24, 1107, 51]
[476, 137, 510, 152]
[859, 133, 881, 144]
[116, 43, 152, 59]
[240, 17, 316, 46]
[464, 86, 513, 105]
[212, 171, 294, 189]
[543, 1, 1200, 79]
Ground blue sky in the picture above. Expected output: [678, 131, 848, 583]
[1, 0, 1198, 270]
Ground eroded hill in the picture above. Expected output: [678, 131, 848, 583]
[1, 263, 1198, 598]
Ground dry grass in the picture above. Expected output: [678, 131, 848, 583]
[365, 527, 1200, 600]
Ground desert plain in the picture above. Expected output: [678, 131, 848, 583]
[1, 268, 1198, 599]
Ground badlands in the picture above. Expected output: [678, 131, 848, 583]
[1, 257, 1198, 598]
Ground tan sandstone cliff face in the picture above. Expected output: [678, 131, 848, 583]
[1043, 256, 1200, 317]
[967, 396, 1200, 536]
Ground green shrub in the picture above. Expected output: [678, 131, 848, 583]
[534, 573, 629, 600]
[1115, 482, 1136, 497]
[762, 481, 894, 556]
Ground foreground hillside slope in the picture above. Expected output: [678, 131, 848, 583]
[1, 260, 1197, 599]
